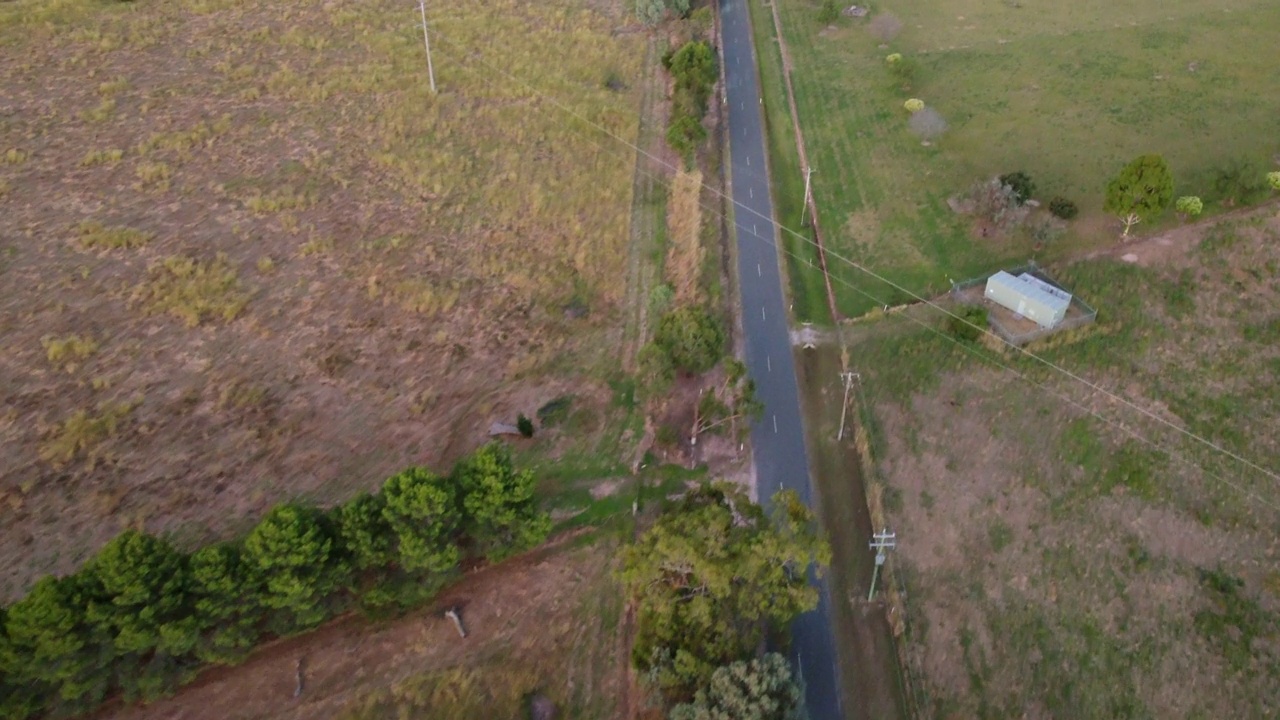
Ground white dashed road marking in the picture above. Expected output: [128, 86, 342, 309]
[773, 415, 778, 433]
[767, 355, 772, 372]
[757, 263, 762, 277]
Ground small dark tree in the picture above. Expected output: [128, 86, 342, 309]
[654, 306, 726, 374]
[667, 114, 707, 166]
[1048, 196, 1078, 220]
[1105, 154, 1174, 236]
[999, 172, 1035, 205]
[516, 413, 535, 438]
[967, 178, 1028, 233]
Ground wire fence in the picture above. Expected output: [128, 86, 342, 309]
[950, 262, 1097, 346]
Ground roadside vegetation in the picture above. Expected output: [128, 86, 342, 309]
[622, 483, 829, 718]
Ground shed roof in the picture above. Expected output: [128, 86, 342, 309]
[986, 271, 1071, 315]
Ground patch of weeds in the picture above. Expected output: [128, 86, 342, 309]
[40, 401, 136, 466]
[80, 98, 116, 124]
[138, 117, 229, 155]
[217, 380, 269, 410]
[1160, 268, 1196, 319]
[919, 490, 935, 511]
[298, 236, 334, 257]
[255, 256, 275, 273]
[1242, 318, 1280, 344]
[392, 279, 459, 317]
[243, 188, 312, 214]
[1100, 442, 1161, 500]
[537, 395, 575, 428]
[1124, 534, 1151, 571]
[2, 148, 28, 165]
[608, 375, 637, 410]
[882, 483, 904, 513]
[0, 179, 9, 198]
[41, 334, 99, 372]
[80, 148, 124, 167]
[946, 304, 988, 343]
[987, 520, 1013, 552]
[77, 220, 152, 249]
[96, 76, 130, 95]
[132, 254, 249, 327]
[134, 161, 172, 191]
[1194, 567, 1279, 674]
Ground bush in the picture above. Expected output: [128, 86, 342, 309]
[885, 53, 902, 64]
[1048, 196, 1078, 220]
[1267, 171, 1280, 191]
[1175, 195, 1203, 218]
[654, 306, 726, 374]
[1210, 157, 1268, 206]
[1026, 214, 1066, 246]
[999, 172, 1035, 205]
[903, 98, 924, 113]
[817, 0, 839, 24]
[516, 414, 534, 437]
[667, 114, 707, 166]
[947, 305, 988, 343]
[968, 178, 1028, 233]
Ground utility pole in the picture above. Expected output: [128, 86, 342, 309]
[801, 166, 815, 226]
[868, 529, 896, 602]
[418, 0, 437, 94]
[836, 371, 859, 441]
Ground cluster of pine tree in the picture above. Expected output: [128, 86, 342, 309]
[0, 443, 550, 719]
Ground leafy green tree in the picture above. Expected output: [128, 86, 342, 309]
[670, 653, 802, 720]
[2, 575, 111, 714]
[655, 306, 726, 374]
[454, 443, 552, 561]
[83, 530, 199, 699]
[189, 543, 263, 665]
[691, 359, 763, 445]
[0, 608, 49, 720]
[671, 0, 691, 17]
[243, 504, 349, 634]
[1105, 154, 1174, 236]
[621, 484, 830, 699]
[381, 467, 461, 574]
[517, 413, 535, 438]
[335, 492, 395, 572]
[668, 41, 717, 115]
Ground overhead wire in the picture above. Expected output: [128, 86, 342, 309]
[419, 23, 1280, 507]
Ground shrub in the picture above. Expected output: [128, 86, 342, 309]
[636, 0, 665, 26]
[1175, 195, 1203, 218]
[1267, 171, 1280, 191]
[654, 306, 726, 374]
[885, 53, 902, 64]
[667, 114, 706, 166]
[1048, 196, 1078, 220]
[947, 305, 988, 343]
[998, 171, 1035, 205]
[1026, 214, 1066, 246]
[967, 178, 1028, 233]
[817, 0, 839, 24]
[516, 414, 534, 438]
[903, 98, 924, 113]
[1209, 157, 1267, 206]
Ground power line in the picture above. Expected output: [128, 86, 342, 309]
[422, 28, 1280, 503]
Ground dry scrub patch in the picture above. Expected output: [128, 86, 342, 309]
[0, 0, 644, 600]
[857, 214, 1280, 717]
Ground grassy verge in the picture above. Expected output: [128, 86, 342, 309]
[745, 0, 829, 324]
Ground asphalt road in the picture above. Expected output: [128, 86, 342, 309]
[719, 0, 844, 717]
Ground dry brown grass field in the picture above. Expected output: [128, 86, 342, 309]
[0, 0, 646, 601]
[848, 209, 1280, 718]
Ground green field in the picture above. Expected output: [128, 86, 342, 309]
[769, 0, 1280, 315]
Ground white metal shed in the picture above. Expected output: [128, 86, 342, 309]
[984, 271, 1071, 328]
